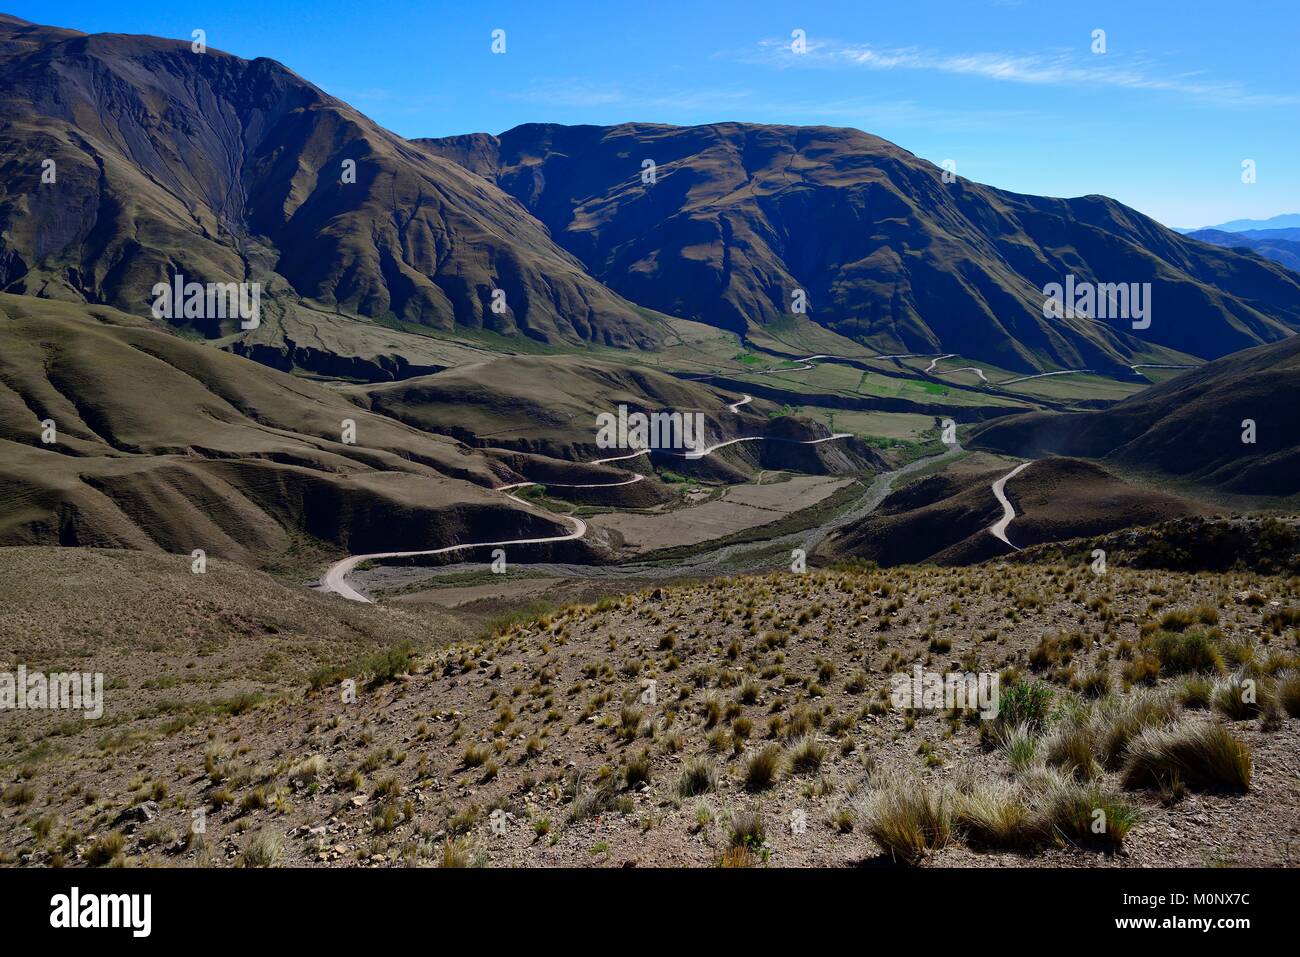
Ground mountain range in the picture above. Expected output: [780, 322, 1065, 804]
[1188, 213, 1300, 233]
[3, 14, 1300, 382]
[0, 14, 663, 380]
[423, 123, 1300, 373]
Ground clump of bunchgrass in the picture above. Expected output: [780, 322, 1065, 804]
[952, 778, 1043, 849]
[859, 771, 951, 864]
[743, 744, 783, 791]
[237, 829, 283, 868]
[1121, 721, 1251, 793]
[678, 756, 717, 797]
[789, 735, 827, 774]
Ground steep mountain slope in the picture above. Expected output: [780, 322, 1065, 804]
[1186, 229, 1300, 273]
[968, 335, 1300, 496]
[0, 293, 575, 567]
[422, 122, 1300, 373]
[0, 15, 659, 377]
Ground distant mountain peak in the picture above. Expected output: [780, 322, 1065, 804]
[1197, 213, 1300, 233]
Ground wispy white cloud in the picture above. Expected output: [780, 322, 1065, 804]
[506, 79, 625, 109]
[736, 37, 1298, 108]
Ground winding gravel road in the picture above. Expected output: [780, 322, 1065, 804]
[321, 489, 589, 603]
[989, 461, 1032, 549]
[997, 369, 1091, 386]
[320, 411, 860, 603]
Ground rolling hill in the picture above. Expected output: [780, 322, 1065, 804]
[0, 292, 873, 568]
[814, 456, 1206, 565]
[0, 293, 577, 568]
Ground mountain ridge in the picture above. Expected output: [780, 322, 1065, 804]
[419, 121, 1300, 373]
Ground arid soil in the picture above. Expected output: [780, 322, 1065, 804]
[590, 475, 852, 554]
[2, 548, 1298, 868]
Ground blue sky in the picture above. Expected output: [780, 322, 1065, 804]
[10, 0, 1298, 228]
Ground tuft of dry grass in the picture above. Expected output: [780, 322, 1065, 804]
[678, 756, 717, 797]
[84, 830, 125, 867]
[1037, 773, 1139, 851]
[1121, 721, 1252, 793]
[624, 750, 652, 788]
[860, 772, 951, 864]
[1212, 675, 1269, 721]
[789, 735, 827, 774]
[1277, 671, 1300, 718]
[1043, 721, 1100, 781]
[288, 755, 326, 785]
[952, 779, 1043, 849]
[1144, 628, 1224, 675]
[440, 837, 471, 867]
[1092, 690, 1180, 769]
[743, 744, 783, 791]
[237, 829, 283, 868]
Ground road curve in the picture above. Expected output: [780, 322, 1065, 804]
[680, 432, 854, 459]
[997, 369, 1091, 386]
[321, 490, 589, 603]
[989, 461, 1033, 549]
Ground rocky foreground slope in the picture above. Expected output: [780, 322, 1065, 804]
[2, 548, 1296, 867]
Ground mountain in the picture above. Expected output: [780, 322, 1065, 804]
[1194, 213, 1300, 233]
[1186, 229, 1300, 273]
[421, 122, 1300, 373]
[0, 15, 661, 380]
[5, 14, 1300, 381]
[968, 334, 1300, 496]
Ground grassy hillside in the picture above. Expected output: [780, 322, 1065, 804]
[815, 456, 1206, 565]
